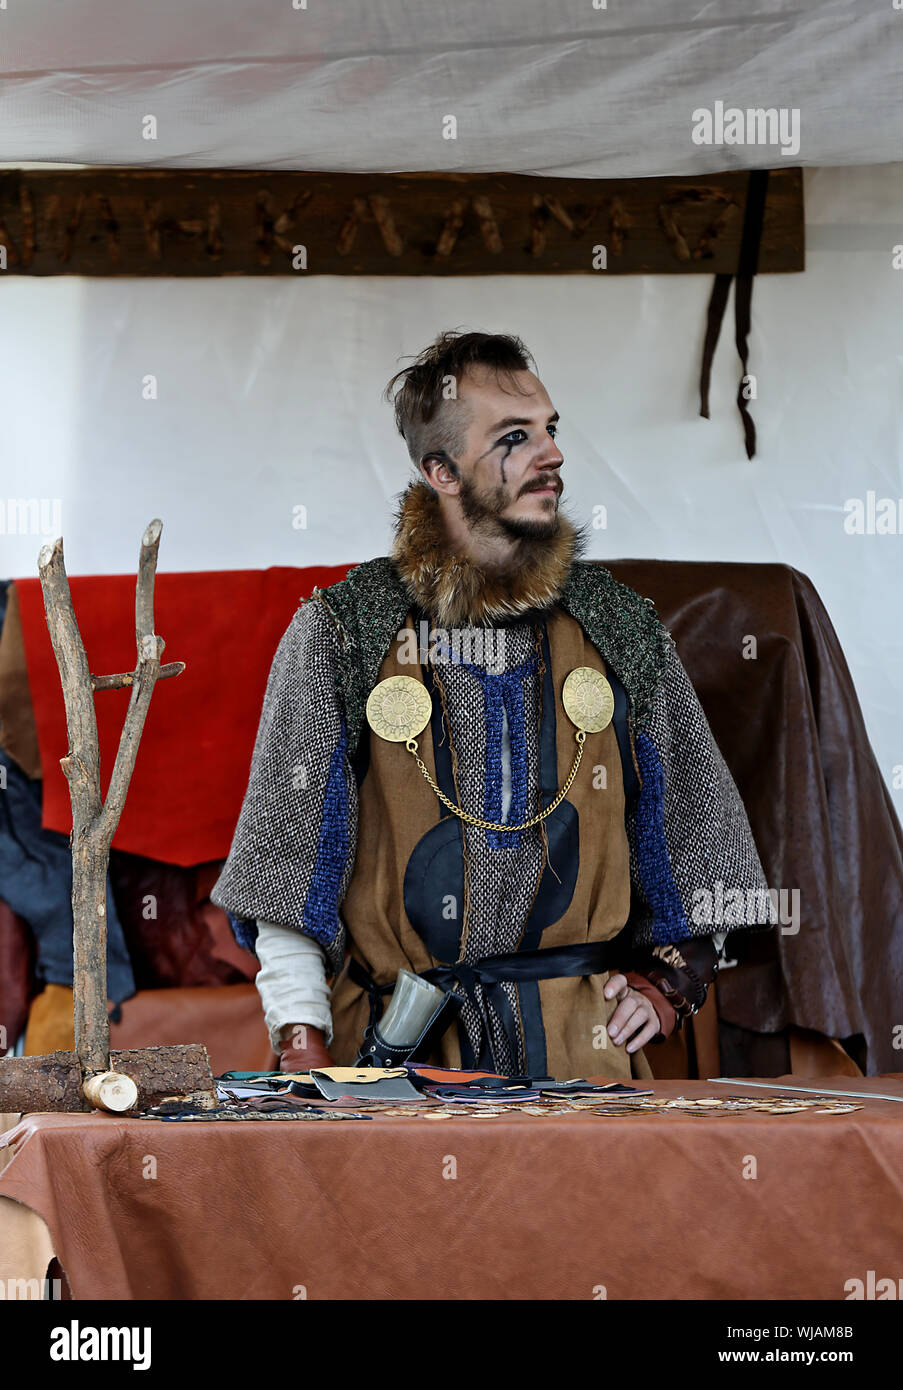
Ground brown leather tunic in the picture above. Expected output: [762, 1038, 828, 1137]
[330, 608, 652, 1081]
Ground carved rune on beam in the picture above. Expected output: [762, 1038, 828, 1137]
[0, 168, 804, 277]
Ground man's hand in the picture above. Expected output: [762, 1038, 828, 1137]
[278, 1024, 333, 1073]
[603, 973, 661, 1053]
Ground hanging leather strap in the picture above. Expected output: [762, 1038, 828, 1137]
[699, 168, 770, 458]
[699, 273, 732, 420]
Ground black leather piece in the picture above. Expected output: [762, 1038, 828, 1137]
[631, 935, 718, 1010]
[424, 938, 622, 992]
[347, 955, 393, 1032]
[402, 815, 468, 964]
[423, 938, 625, 1070]
[516, 980, 548, 1076]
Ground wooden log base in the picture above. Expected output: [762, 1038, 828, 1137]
[0, 1044, 217, 1115]
[82, 1070, 140, 1113]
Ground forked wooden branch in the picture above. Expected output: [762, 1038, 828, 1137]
[0, 521, 214, 1116]
[36, 519, 180, 1100]
[91, 661, 184, 691]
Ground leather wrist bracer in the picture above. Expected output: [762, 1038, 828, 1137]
[630, 937, 718, 1030]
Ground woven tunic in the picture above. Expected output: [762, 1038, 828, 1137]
[411, 617, 546, 1073]
[212, 560, 775, 1076]
[330, 602, 646, 1078]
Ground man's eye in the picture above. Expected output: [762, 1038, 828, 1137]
[547, 423, 558, 438]
[499, 429, 528, 448]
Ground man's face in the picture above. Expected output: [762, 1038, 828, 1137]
[437, 366, 564, 541]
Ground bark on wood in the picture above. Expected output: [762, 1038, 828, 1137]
[92, 660, 185, 692]
[0, 1046, 216, 1114]
[36, 519, 178, 1092]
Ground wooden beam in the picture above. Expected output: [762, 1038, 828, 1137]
[0, 1046, 216, 1114]
[0, 167, 803, 277]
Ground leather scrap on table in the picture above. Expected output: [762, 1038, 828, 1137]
[429, 1086, 543, 1103]
[310, 1070, 422, 1102]
[405, 1064, 513, 1084]
[137, 1101, 370, 1121]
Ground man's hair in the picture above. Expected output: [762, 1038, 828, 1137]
[384, 329, 535, 471]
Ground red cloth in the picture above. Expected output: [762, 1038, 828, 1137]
[14, 566, 348, 866]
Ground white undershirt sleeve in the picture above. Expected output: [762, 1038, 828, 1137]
[254, 919, 334, 1051]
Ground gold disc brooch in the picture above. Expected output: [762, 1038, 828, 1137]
[365, 665, 613, 834]
[561, 666, 615, 734]
[365, 675, 432, 743]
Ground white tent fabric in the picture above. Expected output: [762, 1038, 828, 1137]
[1, 165, 901, 807]
[1, 0, 901, 176]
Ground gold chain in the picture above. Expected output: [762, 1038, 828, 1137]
[404, 730, 586, 833]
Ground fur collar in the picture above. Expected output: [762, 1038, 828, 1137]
[390, 480, 584, 627]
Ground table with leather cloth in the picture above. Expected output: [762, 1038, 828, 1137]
[1, 1074, 901, 1301]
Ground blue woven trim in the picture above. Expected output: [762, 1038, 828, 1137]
[302, 714, 350, 949]
[483, 676, 505, 846]
[467, 656, 537, 850]
[227, 912, 258, 955]
[633, 731, 689, 943]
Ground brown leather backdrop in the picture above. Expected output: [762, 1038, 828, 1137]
[1, 561, 901, 1074]
[612, 560, 903, 1073]
[1, 1074, 901, 1301]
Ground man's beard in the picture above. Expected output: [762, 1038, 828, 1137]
[458, 474, 560, 544]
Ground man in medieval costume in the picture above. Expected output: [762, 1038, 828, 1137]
[212, 331, 775, 1081]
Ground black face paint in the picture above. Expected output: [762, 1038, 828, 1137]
[498, 439, 516, 485]
[474, 433, 518, 481]
[459, 423, 561, 542]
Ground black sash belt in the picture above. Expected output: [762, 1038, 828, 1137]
[348, 938, 624, 1069]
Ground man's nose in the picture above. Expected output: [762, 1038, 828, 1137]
[534, 434, 563, 468]
[534, 442, 563, 472]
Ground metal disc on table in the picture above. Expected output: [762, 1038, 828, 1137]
[561, 666, 615, 733]
[366, 675, 433, 742]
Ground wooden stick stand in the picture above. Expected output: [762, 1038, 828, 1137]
[0, 520, 215, 1114]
